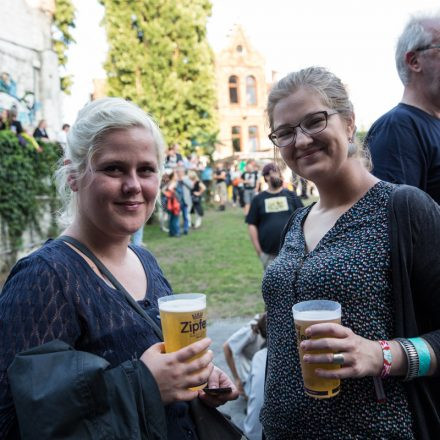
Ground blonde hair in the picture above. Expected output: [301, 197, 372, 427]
[55, 97, 166, 227]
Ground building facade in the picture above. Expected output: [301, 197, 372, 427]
[214, 25, 272, 160]
[0, 0, 62, 135]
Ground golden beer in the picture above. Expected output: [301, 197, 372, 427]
[292, 301, 342, 399]
[158, 294, 207, 390]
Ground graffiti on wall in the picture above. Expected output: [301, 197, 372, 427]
[0, 72, 40, 126]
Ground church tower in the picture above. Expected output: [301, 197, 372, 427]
[215, 25, 272, 159]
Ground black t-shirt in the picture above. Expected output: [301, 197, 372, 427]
[242, 171, 258, 189]
[366, 103, 440, 204]
[215, 169, 225, 183]
[245, 189, 303, 255]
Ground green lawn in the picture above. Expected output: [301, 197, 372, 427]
[143, 206, 265, 319]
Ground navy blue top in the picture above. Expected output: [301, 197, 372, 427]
[366, 103, 440, 204]
[0, 239, 198, 439]
[261, 182, 414, 439]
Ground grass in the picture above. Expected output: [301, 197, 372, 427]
[143, 206, 265, 319]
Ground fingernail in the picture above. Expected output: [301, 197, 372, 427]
[300, 342, 307, 349]
[303, 355, 310, 363]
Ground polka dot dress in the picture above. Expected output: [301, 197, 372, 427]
[261, 181, 414, 440]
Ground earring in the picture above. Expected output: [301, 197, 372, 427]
[347, 136, 357, 156]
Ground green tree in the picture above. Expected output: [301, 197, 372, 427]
[53, 0, 76, 93]
[100, 0, 218, 155]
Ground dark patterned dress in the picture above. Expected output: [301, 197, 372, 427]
[0, 240, 199, 439]
[261, 181, 415, 439]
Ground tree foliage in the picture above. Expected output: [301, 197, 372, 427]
[0, 132, 61, 260]
[53, 0, 76, 93]
[99, 0, 218, 155]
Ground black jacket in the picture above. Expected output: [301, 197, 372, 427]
[389, 185, 440, 439]
[8, 340, 167, 439]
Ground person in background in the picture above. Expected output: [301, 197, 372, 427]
[0, 109, 8, 130]
[214, 162, 227, 211]
[366, 12, 440, 204]
[223, 313, 266, 398]
[262, 66, 440, 439]
[242, 161, 259, 215]
[7, 107, 23, 135]
[131, 225, 144, 246]
[0, 98, 238, 439]
[33, 119, 49, 141]
[230, 163, 244, 208]
[163, 171, 181, 237]
[159, 173, 170, 233]
[246, 163, 303, 271]
[175, 166, 193, 235]
[200, 162, 213, 204]
[188, 170, 206, 229]
[56, 123, 70, 150]
[164, 143, 183, 170]
[243, 313, 267, 440]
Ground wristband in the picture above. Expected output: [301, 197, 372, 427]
[395, 338, 419, 381]
[378, 340, 392, 378]
[408, 337, 431, 377]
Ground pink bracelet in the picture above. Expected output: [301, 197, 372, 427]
[378, 340, 392, 378]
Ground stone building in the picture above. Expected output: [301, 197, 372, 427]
[214, 25, 273, 160]
[0, 0, 62, 135]
[90, 23, 273, 160]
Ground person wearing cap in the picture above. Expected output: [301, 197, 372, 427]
[245, 163, 303, 270]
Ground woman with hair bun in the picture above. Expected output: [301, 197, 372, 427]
[262, 67, 440, 439]
[0, 97, 238, 439]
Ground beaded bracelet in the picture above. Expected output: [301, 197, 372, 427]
[408, 337, 431, 377]
[395, 338, 419, 381]
[378, 340, 392, 378]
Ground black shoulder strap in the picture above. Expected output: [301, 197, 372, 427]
[59, 235, 164, 340]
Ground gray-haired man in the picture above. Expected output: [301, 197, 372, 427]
[366, 12, 440, 204]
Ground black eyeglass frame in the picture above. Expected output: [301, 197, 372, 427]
[268, 110, 339, 148]
[415, 44, 440, 52]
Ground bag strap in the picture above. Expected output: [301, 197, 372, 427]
[58, 235, 164, 340]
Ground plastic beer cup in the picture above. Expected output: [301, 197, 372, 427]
[158, 293, 207, 390]
[292, 300, 342, 399]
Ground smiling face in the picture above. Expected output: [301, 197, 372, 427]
[272, 87, 354, 183]
[73, 127, 160, 239]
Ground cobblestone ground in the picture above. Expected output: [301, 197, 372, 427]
[207, 317, 249, 430]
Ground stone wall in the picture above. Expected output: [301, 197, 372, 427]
[0, 196, 58, 277]
[0, 0, 61, 135]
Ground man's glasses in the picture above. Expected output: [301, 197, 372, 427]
[268, 110, 338, 148]
[415, 44, 440, 52]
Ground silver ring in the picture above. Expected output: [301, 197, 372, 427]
[332, 353, 345, 365]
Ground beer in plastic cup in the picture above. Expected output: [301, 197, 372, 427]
[158, 293, 207, 390]
[292, 300, 342, 399]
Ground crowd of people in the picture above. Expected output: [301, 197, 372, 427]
[154, 148, 310, 243]
[0, 9, 439, 440]
[0, 105, 70, 151]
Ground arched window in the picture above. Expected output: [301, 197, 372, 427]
[229, 75, 239, 104]
[246, 76, 257, 105]
[231, 126, 242, 152]
[248, 126, 259, 151]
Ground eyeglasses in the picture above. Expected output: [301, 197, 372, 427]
[415, 44, 440, 52]
[268, 110, 338, 148]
